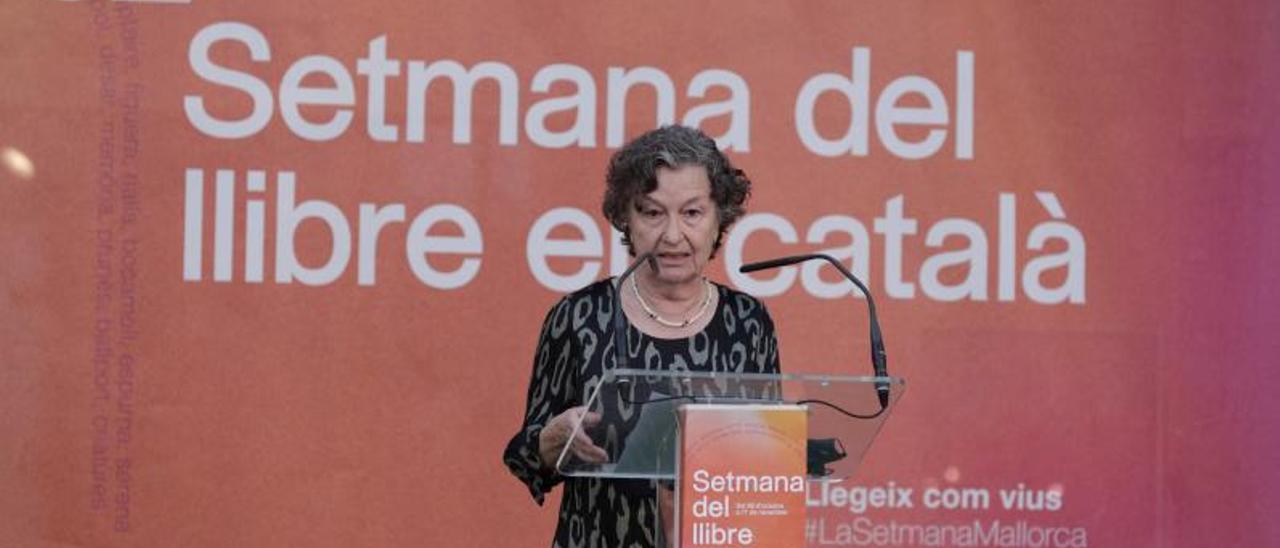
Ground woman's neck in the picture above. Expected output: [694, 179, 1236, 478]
[620, 273, 719, 339]
[635, 270, 703, 305]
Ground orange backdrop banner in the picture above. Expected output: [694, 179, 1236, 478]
[1, 1, 1277, 546]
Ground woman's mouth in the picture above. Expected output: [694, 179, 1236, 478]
[656, 252, 691, 263]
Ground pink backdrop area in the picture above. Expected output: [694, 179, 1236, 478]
[1, 1, 1277, 546]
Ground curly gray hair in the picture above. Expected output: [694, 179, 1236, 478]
[601, 125, 752, 257]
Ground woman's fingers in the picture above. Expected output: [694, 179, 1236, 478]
[574, 409, 608, 462]
[558, 407, 607, 463]
[541, 406, 608, 467]
[571, 426, 608, 463]
[539, 409, 577, 467]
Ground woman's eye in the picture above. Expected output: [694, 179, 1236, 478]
[683, 209, 704, 219]
[642, 209, 662, 218]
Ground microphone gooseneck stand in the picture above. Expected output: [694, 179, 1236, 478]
[739, 253, 891, 409]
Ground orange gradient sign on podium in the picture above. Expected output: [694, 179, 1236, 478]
[678, 405, 807, 547]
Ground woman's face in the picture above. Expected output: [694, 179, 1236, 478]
[627, 164, 720, 288]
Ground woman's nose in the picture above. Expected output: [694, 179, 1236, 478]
[661, 218, 682, 244]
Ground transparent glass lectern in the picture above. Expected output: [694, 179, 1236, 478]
[556, 368, 905, 482]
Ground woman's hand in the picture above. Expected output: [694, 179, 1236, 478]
[539, 405, 609, 470]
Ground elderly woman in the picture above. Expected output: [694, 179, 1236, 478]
[503, 125, 781, 547]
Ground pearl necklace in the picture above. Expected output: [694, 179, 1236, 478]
[630, 275, 714, 328]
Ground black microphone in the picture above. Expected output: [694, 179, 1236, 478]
[613, 251, 657, 371]
[739, 254, 890, 409]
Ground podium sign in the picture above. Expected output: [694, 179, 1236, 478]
[555, 368, 904, 547]
[676, 404, 808, 547]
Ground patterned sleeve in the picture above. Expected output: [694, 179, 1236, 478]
[503, 297, 576, 505]
[760, 304, 782, 375]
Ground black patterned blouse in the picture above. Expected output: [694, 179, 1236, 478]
[503, 278, 781, 548]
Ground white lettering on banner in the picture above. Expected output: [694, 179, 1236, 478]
[528, 194, 1086, 304]
[923, 487, 991, 510]
[405, 59, 520, 145]
[356, 35, 400, 142]
[274, 171, 351, 285]
[803, 215, 871, 299]
[920, 218, 987, 301]
[357, 203, 405, 286]
[182, 169, 482, 288]
[173, 23, 1094, 307]
[279, 55, 355, 141]
[873, 195, 918, 299]
[794, 47, 975, 160]
[724, 213, 799, 297]
[999, 483, 1064, 511]
[527, 210, 635, 292]
[684, 70, 751, 151]
[526, 207, 604, 292]
[999, 193, 1017, 301]
[806, 479, 915, 514]
[405, 204, 484, 289]
[181, 169, 1085, 304]
[606, 67, 676, 148]
[184, 22, 273, 139]
[182, 22, 751, 150]
[806, 480, 1066, 515]
[245, 171, 267, 283]
[812, 518, 1088, 547]
[1022, 192, 1085, 304]
[525, 64, 597, 148]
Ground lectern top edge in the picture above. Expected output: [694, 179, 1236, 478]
[607, 367, 906, 387]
